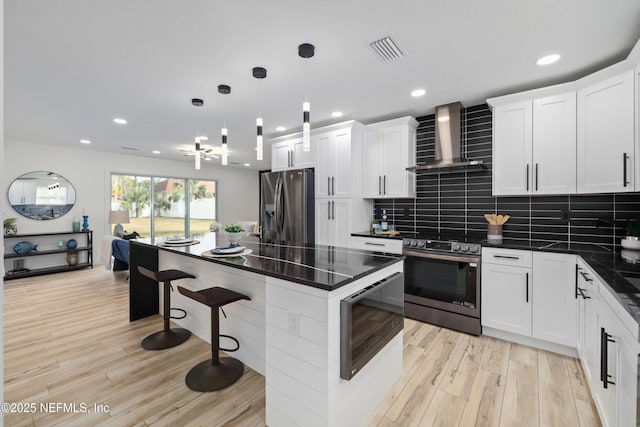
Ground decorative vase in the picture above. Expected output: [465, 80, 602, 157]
[66, 239, 78, 250]
[72, 216, 81, 232]
[621, 236, 640, 250]
[82, 215, 89, 231]
[66, 251, 79, 266]
[227, 232, 242, 247]
[57, 240, 65, 250]
[4, 227, 17, 236]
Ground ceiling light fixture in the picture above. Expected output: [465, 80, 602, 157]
[218, 85, 231, 166]
[244, 163, 250, 167]
[411, 89, 426, 97]
[253, 66, 267, 161]
[276, 126, 286, 132]
[299, 43, 315, 152]
[536, 54, 560, 66]
[331, 111, 343, 118]
[152, 150, 160, 154]
[113, 118, 127, 124]
[192, 98, 204, 170]
[80, 139, 91, 144]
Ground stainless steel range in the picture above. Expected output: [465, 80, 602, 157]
[403, 237, 481, 335]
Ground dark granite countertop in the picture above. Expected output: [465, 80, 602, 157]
[131, 233, 403, 291]
[482, 239, 640, 326]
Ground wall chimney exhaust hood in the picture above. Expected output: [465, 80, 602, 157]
[407, 102, 486, 173]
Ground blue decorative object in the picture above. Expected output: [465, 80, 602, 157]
[13, 242, 37, 255]
[66, 239, 78, 250]
[82, 215, 89, 231]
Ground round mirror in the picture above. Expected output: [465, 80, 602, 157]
[8, 171, 76, 220]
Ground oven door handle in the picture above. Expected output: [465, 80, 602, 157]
[403, 250, 480, 264]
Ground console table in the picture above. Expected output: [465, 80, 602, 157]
[3, 231, 93, 280]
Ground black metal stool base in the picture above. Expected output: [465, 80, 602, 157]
[185, 357, 244, 392]
[141, 328, 191, 350]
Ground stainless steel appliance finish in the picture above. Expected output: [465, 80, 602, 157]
[406, 101, 486, 173]
[340, 272, 404, 380]
[403, 237, 481, 335]
[260, 169, 315, 244]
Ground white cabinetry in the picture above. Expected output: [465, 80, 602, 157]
[492, 92, 576, 195]
[481, 248, 532, 336]
[577, 70, 635, 193]
[576, 259, 599, 386]
[531, 251, 577, 346]
[315, 198, 351, 248]
[313, 121, 371, 248]
[315, 129, 352, 198]
[350, 236, 403, 254]
[635, 64, 640, 189]
[362, 117, 417, 199]
[271, 138, 315, 172]
[482, 248, 577, 350]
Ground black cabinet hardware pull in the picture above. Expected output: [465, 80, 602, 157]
[535, 163, 539, 191]
[623, 152, 629, 187]
[378, 176, 382, 195]
[365, 242, 384, 247]
[600, 327, 616, 389]
[579, 271, 593, 282]
[494, 255, 520, 260]
[525, 272, 529, 303]
[574, 264, 579, 299]
[526, 164, 530, 191]
[383, 175, 387, 195]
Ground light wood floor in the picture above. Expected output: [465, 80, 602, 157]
[4, 267, 601, 426]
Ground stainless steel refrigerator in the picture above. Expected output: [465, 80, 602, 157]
[260, 168, 314, 244]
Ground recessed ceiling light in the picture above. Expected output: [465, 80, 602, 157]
[244, 163, 251, 167]
[152, 150, 160, 154]
[536, 54, 560, 66]
[113, 118, 127, 124]
[331, 111, 343, 118]
[80, 139, 91, 144]
[276, 126, 286, 132]
[411, 89, 426, 97]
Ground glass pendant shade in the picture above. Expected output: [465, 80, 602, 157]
[195, 137, 201, 170]
[302, 101, 311, 151]
[256, 117, 263, 161]
[221, 127, 228, 166]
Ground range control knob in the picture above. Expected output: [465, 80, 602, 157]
[452, 243, 461, 252]
[461, 245, 470, 252]
[417, 240, 425, 248]
[404, 239, 412, 247]
[469, 245, 479, 253]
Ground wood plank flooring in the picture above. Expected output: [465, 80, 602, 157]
[4, 268, 601, 426]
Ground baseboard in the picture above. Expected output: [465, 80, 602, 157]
[482, 327, 578, 358]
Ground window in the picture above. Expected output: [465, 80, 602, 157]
[111, 174, 216, 238]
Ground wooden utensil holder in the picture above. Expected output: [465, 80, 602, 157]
[487, 224, 503, 243]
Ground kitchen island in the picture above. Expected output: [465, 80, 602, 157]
[129, 233, 404, 427]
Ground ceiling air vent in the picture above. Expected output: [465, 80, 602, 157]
[370, 35, 404, 62]
[121, 146, 139, 151]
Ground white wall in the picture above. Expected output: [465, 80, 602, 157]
[3, 140, 259, 262]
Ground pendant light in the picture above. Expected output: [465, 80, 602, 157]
[298, 43, 315, 152]
[253, 67, 267, 161]
[218, 85, 231, 166]
[192, 98, 204, 170]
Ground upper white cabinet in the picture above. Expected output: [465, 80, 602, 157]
[635, 64, 640, 189]
[362, 117, 418, 199]
[492, 92, 576, 195]
[271, 138, 315, 172]
[315, 129, 352, 198]
[577, 70, 635, 193]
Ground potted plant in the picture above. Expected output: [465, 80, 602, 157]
[4, 218, 17, 236]
[224, 224, 245, 247]
[599, 217, 640, 249]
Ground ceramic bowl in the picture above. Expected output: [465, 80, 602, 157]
[621, 237, 640, 250]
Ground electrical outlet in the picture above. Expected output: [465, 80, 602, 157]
[287, 312, 299, 336]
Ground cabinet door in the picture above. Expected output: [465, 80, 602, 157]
[272, 142, 292, 172]
[315, 133, 333, 197]
[577, 70, 634, 193]
[596, 307, 618, 427]
[493, 101, 533, 195]
[362, 129, 384, 198]
[333, 130, 352, 198]
[315, 199, 333, 246]
[382, 126, 407, 198]
[532, 92, 577, 194]
[616, 328, 638, 427]
[635, 64, 640, 190]
[481, 263, 532, 335]
[292, 139, 315, 169]
[532, 252, 577, 346]
[332, 199, 351, 248]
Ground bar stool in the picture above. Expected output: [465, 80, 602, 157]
[177, 285, 251, 392]
[137, 266, 195, 350]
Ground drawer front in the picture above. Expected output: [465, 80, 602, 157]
[351, 237, 403, 255]
[482, 247, 532, 267]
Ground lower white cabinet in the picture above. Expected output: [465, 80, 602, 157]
[481, 248, 577, 347]
[350, 236, 403, 255]
[315, 199, 351, 248]
[576, 259, 599, 386]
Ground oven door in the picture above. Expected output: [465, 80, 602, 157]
[403, 250, 480, 317]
